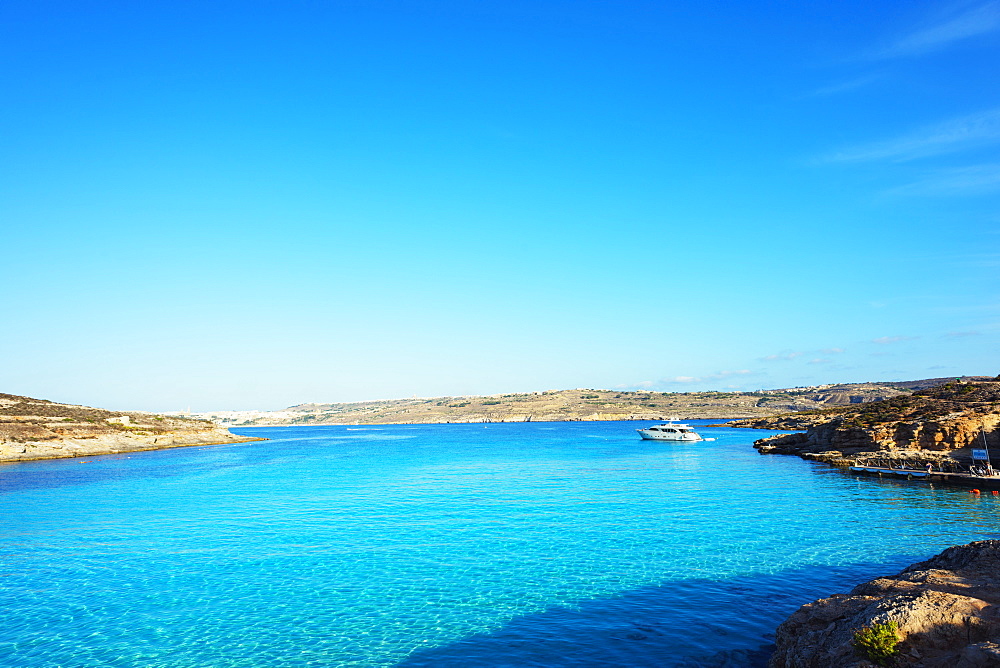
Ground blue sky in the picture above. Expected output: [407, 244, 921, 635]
[2, 0, 998, 412]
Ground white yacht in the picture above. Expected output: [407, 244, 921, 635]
[636, 419, 704, 442]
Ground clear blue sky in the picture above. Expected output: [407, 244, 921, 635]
[2, 0, 998, 412]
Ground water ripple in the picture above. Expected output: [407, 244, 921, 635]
[1, 421, 995, 666]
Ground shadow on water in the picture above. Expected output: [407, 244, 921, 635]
[396, 560, 917, 668]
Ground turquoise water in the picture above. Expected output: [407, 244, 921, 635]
[2, 421, 999, 667]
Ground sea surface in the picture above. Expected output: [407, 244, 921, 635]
[2, 421, 999, 667]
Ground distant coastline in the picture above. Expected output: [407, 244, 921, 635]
[192, 380, 946, 428]
[228, 416, 751, 427]
[4, 376, 991, 464]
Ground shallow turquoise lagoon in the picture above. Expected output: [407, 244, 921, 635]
[3, 421, 999, 666]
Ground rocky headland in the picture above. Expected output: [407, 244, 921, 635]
[735, 376, 1000, 469]
[0, 393, 262, 463]
[749, 378, 1000, 666]
[770, 540, 1000, 667]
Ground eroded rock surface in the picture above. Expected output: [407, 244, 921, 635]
[743, 377, 1000, 467]
[770, 541, 1000, 667]
[0, 392, 262, 462]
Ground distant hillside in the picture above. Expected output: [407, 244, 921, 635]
[877, 376, 995, 391]
[193, 379, 986, 427]
[0, 393, 261, 462]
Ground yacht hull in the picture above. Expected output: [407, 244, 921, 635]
[636, 432, 704, 441]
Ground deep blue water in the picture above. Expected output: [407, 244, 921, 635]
[2, 421, 999, 667]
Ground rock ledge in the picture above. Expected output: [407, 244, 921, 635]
[770, 541, 1000, 667]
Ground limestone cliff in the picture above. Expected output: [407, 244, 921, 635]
[770, 541, 1000, 667]
[742, 377, 1000, 466]
[0, 393, 262, 463]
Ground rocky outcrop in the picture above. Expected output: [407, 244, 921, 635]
[0, 393, 262, 463]
[0, 428, 260, 462]
[747, 377, 1000, 466]
[728, 414, 834, 431]
[770, 541, 1000, 667]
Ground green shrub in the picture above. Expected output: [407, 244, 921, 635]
[851, 622, 900, 666]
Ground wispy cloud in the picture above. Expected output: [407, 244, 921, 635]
[876, 1, 1000, 59]
[714, 370, 753, 379]
[760, 351, 804, 362]
[872, 335, 919, 344]
[822, 108, 1000, 163]
[761, 347, 847, 362]
[885, 163, 1000, 196]
[809, 73, 884, 97]
[662, 370, 753, 385]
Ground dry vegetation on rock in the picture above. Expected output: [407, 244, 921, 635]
[771, 541, 1000, 667]
[744, 376, 1000, 467]
[0, 393, 260, 462]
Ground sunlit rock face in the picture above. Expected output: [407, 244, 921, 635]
[747, 377, 1000, 465]
[0, 393, 260, 462]
[770, 540, 1000, 668]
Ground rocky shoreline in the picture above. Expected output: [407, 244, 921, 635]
[749, 377, 1000, 666]
[736, 377, 1000, 471]
[770, 541, 1000, 667]
[0, 392, 264, 464]
[0, 429, 264, 463]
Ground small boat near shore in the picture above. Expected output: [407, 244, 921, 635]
[637, 419, 705, 442]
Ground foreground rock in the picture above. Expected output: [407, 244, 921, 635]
[770, 541, 1000, 667]
[0, 393, 262, 463]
